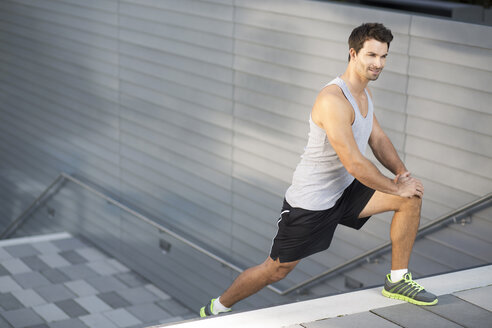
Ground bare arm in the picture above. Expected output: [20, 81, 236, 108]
[369, 114, 407, 176]
[314, 91, 422, 198]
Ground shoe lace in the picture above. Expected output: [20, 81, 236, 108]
[404, 274, 424, 292]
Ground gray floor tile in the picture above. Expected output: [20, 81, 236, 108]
[2, 259, 32, 275]
[59, 264, 98, 281]
[35, 284, 76, 303]
[12, 271, 51, 289]
[48, 318, 89, 328]
[97, 292, 131, 309]
[423, 294, 492, 328]
[126, 303, 171, 323]
[114, 272, 147, 288]
[55, 299, 89, 318]
[117, 287, 158, 305]
[0, 293, 24, 311]
[86, 276, 127, 293]
[64, 280, 98, 297]
[79, 313, 118, 328]
[144, 285, 170, 301]
[0, 263, 10, 276]
[30, 241, 59, 255]
[4, 245, 40, 258]
[371, 303, 463, 328]
[103, 308, 142, 328]
[303, 312, 399, 327]
[75, 248, 106, 262]
[32, 304, 69, 323]
[21, 256, 51, 272]
[24, 324, 49, 328]
[0, 247, 13, 261]
[74, 296, 112, 314]
[0, 276, 23, 293]
[11, 289, 46, 308]
[59, 251, 87, 265]
[40, 268, 71, 284]
[52, 238, 87, 252]
[106, 260, 129, 274]
[0, 313, 14, 328]
[454, 285, 492, 312]
[1, 308, 45, 328]
[38, 254, 70, 269]
[155, 299, 192, 317]
[86, 261, 119, 276]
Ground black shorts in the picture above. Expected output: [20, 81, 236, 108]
[270, 179, 375, 263]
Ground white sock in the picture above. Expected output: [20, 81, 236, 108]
[212, 297, 231, 314]
[390, 268, 408, 282]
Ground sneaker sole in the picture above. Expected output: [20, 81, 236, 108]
[382, 289, 438, 306]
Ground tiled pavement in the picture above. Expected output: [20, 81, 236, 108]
[0, 233, 196, 328]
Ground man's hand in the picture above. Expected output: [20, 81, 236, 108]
[394, 172, 424, 198]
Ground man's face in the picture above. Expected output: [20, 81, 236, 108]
[352, 39, 388, 81]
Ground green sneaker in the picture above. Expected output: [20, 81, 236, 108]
[199, 299, 231, 317]
[382, 272, 438, 305]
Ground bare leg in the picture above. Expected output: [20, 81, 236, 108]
[359, 192, 422, 270]
[219, 257, 299, 308]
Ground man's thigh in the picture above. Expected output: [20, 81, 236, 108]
[358, 191, 411, 218]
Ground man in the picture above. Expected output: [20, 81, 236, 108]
[200, 22, 437, 317]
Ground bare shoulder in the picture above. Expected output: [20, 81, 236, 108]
[312, 85, 353, 128]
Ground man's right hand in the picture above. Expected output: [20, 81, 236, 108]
[395, 172, 424, 198]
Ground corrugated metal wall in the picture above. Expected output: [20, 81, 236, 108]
[1, 0, 491, 312]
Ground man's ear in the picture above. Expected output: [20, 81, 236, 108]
[349, 48, 357, 62]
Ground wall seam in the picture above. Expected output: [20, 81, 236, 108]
[402, 15, 413, 165]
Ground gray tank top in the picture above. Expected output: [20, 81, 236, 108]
[285, 76, 374, 210]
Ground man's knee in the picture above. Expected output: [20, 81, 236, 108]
[398, 195, 422, 213]
[265, 258, 297, 283]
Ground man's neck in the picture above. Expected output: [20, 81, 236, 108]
[339, 70, 369, 96]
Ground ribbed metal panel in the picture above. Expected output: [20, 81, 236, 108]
[0, 0, 491, 314]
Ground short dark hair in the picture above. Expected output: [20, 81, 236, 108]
[348, 23, 393, 62]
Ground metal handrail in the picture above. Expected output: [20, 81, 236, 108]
[1, 173, 490, 296]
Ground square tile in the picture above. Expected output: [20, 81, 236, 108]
[21, 256, 51, 272]
[75, 248, 106, 262]
[0, 263, 10, 276]
[39, 254, 70, 269]
[30, 241, 59, 254]
[106, 260, 129, 274]
[74, 296, 111, 314]
[145, 284, 170, 300]
[33, 304, 69, 323]
[97, 292, 131, 309]
[59, 251, 87, 265]
[0, 276, 23, 293]
[59, 264, 98, 280]
[40, 268, 71, 284]
[103, 308, 141, 328]
[115, 272, 147, 288]
[2, 258, 32, 275]
[86, 276, 127, 293]
[0, 247, 12, 261]
[12, 271, 51, 289]
[1, 308, 45, 327]
[55, 299, 89, 318]
[35, 284, 76, 303]
[0, 293, 24, 311]
[0, 313, 13, 328]
[48, 318, 88, 328]
[4, 245, 40, 258]
[11, 289, 46, 308]
[454, 285, 492, 312]
[86, 261, 119, 276]
[53, 238, 87, 252]
[126, 303, 172, 323]
[80, 313, 118, 328]
[117, 287, 158, 305]
[64, 280, 98, 297]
